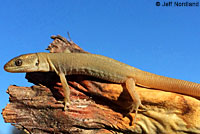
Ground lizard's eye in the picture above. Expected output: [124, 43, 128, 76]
[15, 59, 22, 66]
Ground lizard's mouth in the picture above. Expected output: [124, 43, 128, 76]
[4, 62, 36, 73]
[4, 62, 14, 72]
[4, 63, 25, 73]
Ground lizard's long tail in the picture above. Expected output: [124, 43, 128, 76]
[135, 69, 200, 98]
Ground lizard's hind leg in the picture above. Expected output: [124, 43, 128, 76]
[125, 78, 142, 123]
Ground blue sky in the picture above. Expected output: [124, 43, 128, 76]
[1, 1, 200, 133]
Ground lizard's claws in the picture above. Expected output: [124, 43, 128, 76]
[56, 100, 64, 104]
[64, 102, 70, 111]
[56, 100, 71, 111]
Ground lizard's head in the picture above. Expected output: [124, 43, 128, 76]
[4, 53, 40, 73]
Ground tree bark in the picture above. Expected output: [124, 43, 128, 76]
[2, 35, 200, 134]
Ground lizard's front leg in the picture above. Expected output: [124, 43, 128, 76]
[59, 73, 71, 110]
[125, 78, 142, 122]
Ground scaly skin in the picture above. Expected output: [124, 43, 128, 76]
[4, 52, 200, 122]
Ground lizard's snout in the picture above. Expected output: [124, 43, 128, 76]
[4, 60, 16, 72]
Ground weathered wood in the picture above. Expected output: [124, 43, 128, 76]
[2, 35, 200, 134]
[46, 34, 88, 53]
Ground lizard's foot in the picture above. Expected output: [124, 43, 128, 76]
[64, 101, 70, 111]
[127, 103, 139, 114]
[127, 103, 147, 114]
[127, 103, 148, 125]
[129, 104, 139, 124]
[138, 104, 147, 112]
[64, 103, 70, 111]
[56, 99, 71, 111]
[64, 97, 71, 111]
[56, 100, 64, 104]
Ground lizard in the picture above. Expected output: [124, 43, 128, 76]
[4, 52, 200, 121]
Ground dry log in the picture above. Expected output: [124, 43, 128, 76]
[2, 35, 200, 134]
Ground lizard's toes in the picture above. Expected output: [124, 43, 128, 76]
[56, 100, 64, 104]
[64, 102, 70, 111]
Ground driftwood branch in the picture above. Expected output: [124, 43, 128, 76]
[2, 35, 200, 134]
[46, 34, 88, 53]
